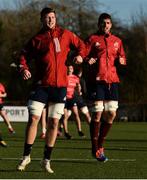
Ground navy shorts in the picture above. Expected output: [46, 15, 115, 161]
[65, 98, 77, 110]
[95, 81, 119, 101]
[29, 86, 67, 104]
[86, 83, 97, 101]
[88, 81, 119, 101]
[75, 95, 87, 109]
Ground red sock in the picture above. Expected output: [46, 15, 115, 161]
[90, 121, 100, 154]
[98, 122, 112, 149]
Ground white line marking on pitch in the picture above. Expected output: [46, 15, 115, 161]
[0, 157, 136, 162]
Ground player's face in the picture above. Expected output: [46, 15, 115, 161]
[67, 66, 74, 75]
[99, 18, 112, 34]
[41, 12, 56, 29]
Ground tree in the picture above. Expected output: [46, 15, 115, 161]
[122, 11, 147, 103]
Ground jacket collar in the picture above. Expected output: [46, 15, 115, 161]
[39, 25, 64, 37]
[97, 31, 112, 37]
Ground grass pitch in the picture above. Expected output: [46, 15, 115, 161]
[0, 121, 147, 179]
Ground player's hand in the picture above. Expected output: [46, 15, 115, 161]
[22, 69, 32, 80]
[74, 55, 83, 64]
[88, 58, 97, 65]
[119, 57, 125, 65]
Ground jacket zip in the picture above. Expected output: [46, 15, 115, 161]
[104, 37, 109, 79]
[104, 36, 111, 89]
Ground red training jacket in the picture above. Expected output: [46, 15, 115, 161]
[66, 74, 79, 99]
[19, 26, 86, 87]
[86, 33, 126, 83]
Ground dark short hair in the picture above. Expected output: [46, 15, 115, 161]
[40, 7, 56, 18]
[98, 13, 112, 26]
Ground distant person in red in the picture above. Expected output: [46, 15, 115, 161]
[0, 83, 15, 134]
[63, 65, 85, 139]
[74, 66, 91, 124]
[85, 13, 126, 162]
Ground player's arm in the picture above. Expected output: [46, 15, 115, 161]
[19, 39, 34, 80]
[84, 36, 97, 65]
[118, 40, 126, 65]
[68, 31, 87, 64]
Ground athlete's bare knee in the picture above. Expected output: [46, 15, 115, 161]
[48, 118, 59, 130]
[106, 111, 116, 123]
[28, 115, 40, 126]
[109, 111, 116, 118]
[92, 112, 102, 122]
[64, 113, 69, 120]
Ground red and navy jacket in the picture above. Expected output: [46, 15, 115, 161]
[85, 32, 126, 83]
[19, 26, 86, 87]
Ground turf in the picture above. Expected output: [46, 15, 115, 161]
[0, 121, 147, 179]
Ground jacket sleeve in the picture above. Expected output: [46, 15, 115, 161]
[83, 36, 94, 62]
[19, 39, 34, 72]
[118, 40, 127, 65]
[68, 31, 87, 58]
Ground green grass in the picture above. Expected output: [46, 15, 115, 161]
[0, 121, 147, 179]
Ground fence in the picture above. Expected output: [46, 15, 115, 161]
[0, 103, 147, 122]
